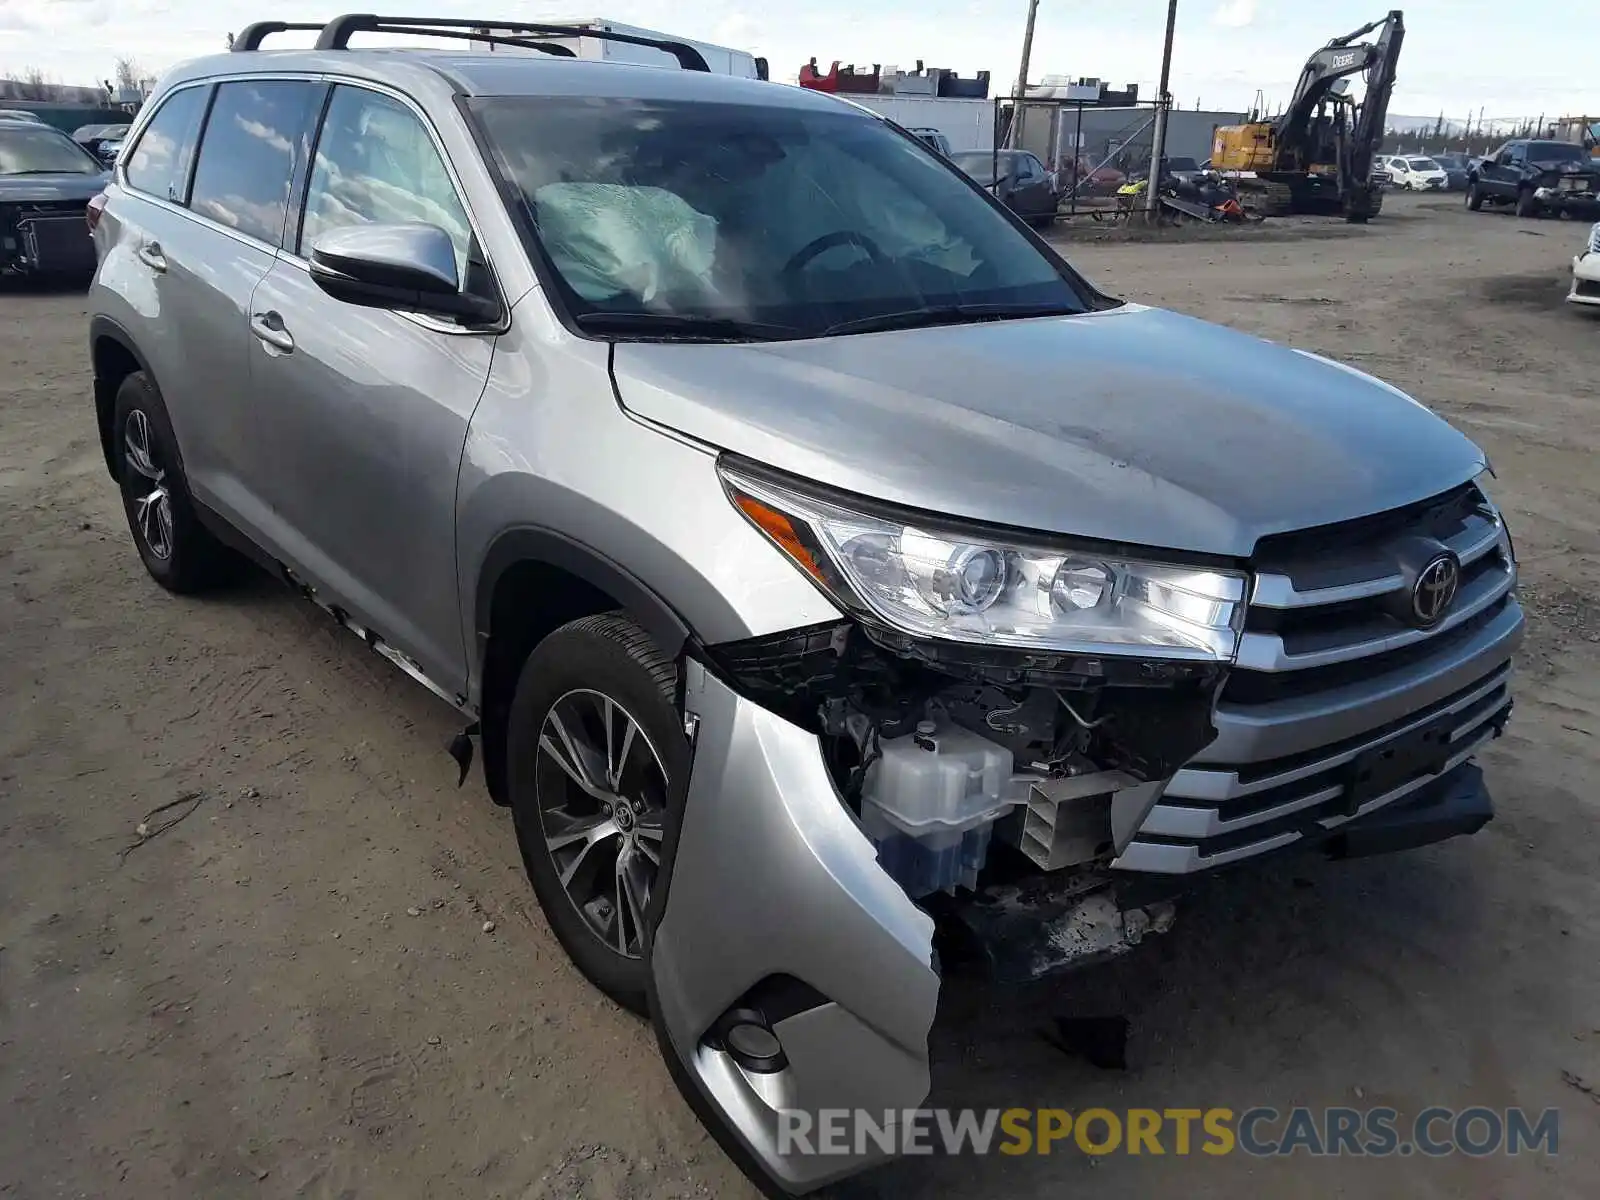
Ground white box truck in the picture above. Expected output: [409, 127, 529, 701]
[835, 94, 998, 154]
[469, 17, 765, 78]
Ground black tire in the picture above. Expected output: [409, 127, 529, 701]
[112, 371, 238, 593]
[1466, 182, 1484, 211]
[507, 612, 687, 1014]
[1516, 187, 1540, 218]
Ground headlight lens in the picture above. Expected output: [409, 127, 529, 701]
[722, 465, 1247, 660]
[1475, 466, 1516, 564]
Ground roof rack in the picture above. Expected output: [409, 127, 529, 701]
[231, 14, 711, 72]
[232, 22, 328, 52]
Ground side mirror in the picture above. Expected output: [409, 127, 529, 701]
[309, 223, 498, 324]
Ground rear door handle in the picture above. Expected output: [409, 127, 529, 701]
[136, 242, 167, 272]
[249, 311, 295, 354]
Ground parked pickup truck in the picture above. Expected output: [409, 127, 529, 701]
[1467, 138, 1600, 219]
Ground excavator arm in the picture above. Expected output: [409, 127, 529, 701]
[1277, 11, 1404, 157]
[1339, 11, 1404, 203]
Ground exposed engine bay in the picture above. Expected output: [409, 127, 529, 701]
[705, 619, 1223, 977]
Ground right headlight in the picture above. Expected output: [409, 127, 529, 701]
[721, 464, 1247, 661]
[1475, 467, 1517, 565]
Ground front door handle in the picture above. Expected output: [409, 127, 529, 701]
[136, 242, 167, 272]
[249, 311, 295, 354]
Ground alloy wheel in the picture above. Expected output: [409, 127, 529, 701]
[535, 688, 669, 960]
[123, 409, 173, 560]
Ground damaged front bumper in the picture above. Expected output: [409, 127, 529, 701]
[650, 663, 940, 1194]
[650, 598, 1513, 1194]
[1, 202, 98, 276]
[649, 650, 1206, 1193]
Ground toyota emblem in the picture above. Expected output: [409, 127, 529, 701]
[1411, 554, 1460, 627]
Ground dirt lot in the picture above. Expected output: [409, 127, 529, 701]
[3, 191, 1598, 1199]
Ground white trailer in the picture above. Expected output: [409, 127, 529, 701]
[830, 94, 997, 153]
[469, 17, 764, 78]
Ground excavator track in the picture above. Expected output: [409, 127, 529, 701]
[1238, 180, 1296, 218]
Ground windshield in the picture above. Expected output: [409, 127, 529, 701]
[1527, 142, 1586, 164]
[1407, 158, 1440, 170]
[0, 124, 103, 175]
[474, 99, 1089, 339]
[1166, 157, 1199, 171]
[950, 149, 1024, 186]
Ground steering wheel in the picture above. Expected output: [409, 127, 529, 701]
[781, 230, 886, 275]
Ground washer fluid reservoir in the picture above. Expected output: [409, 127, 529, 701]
[859, 719, 1014, 898]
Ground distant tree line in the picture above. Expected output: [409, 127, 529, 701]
[1382, 111, 1595, 155]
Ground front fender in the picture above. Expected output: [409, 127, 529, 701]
[650, 663, 938, 1194]
[454, 296, 843, 706]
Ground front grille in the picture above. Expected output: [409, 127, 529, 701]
[1577, 279, 1600, 300]
[1117, 481, 1523, 875]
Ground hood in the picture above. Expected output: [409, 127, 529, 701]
[610, 305, 1486, 558]
[1531, 159, 1600, 177]
[0, 172, 107, 202]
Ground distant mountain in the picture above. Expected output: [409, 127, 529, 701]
[1388, 114, 1470, 135]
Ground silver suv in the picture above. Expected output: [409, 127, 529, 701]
[88, 16, 1523, 1194]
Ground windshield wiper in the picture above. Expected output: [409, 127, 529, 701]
[819, 302, 1082, 338]
[573, 312, 802, 342]
[2, 169, 97, 177]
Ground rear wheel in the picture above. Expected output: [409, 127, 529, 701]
[507, 613, 687, 1014]
[113, 372, 238, 593]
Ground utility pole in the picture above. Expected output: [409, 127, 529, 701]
[1144, 0, 1179, 217]
[1009, 0, 1040, 149]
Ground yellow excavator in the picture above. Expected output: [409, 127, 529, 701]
[1212, 10, 1404, 222]
[1551, 116, 1599, 160]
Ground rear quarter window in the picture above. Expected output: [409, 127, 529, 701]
[123, 85, 209, 203]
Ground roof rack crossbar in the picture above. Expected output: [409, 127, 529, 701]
[312, 14, 711, 71]
[232, 22, 328, 52]
[356, 24, 578, 58]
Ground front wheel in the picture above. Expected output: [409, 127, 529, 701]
[506, 613, 688, 1014]
[1466, 182, 1484, 211]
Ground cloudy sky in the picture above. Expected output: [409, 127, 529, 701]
[0, 0, 1590, 120]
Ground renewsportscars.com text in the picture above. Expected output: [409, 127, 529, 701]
[777, 1105, 1561, 1158]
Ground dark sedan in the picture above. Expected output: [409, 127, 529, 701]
[1, 120, 109, 277]
[1432, 152, 1471, 191]
[950, 149, 1061, 225]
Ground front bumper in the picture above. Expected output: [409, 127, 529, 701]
[1, 205, 96, 275]
[1534, 187, 1600, 216]
[651, 663, 939, 1195]
[1570, 252, 1600, 306]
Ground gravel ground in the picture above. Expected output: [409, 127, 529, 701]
[2, 192, 1597, 1199]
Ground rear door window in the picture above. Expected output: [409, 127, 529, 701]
[123, 85, 208, 203]
[188, 79, 324, 246]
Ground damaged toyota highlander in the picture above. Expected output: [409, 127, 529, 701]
[87, 16, 1523, 1196]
